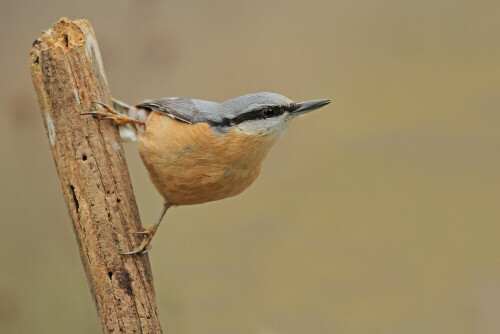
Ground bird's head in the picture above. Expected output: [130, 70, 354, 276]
[213, 92, 330, 136]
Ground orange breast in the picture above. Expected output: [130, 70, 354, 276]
[138, 112, 278, 205]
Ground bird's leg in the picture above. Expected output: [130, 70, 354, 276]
[122, 202, 171, 255]
[81, 101, 145, 126]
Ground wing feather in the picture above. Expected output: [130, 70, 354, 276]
[135, 98, 201, 124]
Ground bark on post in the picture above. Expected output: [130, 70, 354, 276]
[29, 18, 163, 333]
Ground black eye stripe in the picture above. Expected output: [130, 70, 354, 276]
[209, 104, 298, 127]
[232, 106, 285, 123]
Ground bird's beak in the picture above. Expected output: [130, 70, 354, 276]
[292, 99, 331, 116]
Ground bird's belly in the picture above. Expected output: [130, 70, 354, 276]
[143, 152, 261, 205]
[138, 113, 274, 205]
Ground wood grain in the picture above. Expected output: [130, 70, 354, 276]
[29, 18, 163, 334]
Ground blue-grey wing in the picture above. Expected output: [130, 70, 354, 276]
[136, 97, 218, 124]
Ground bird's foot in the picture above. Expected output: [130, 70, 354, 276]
[81, 101, 145, 126]
[121, 225, 159, 255]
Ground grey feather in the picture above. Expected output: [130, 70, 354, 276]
[135, 93, 292, 126]
[136, 98, 218, 124]
[217, 92, 292, 121]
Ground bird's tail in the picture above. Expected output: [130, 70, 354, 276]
[112, 98, 150, 142]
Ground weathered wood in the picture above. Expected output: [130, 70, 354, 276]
[29, 18, 163, 334]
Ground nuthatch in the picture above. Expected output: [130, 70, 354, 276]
[84, 92, 330, 254]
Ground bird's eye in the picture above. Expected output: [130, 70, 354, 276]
[262, 108, 275, 118]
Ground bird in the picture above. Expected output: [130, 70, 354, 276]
[83, 92, 330, 254]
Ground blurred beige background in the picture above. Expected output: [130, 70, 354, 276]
[1, 0, 499, 333]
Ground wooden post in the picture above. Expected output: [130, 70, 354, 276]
[29, 18, 163, 333]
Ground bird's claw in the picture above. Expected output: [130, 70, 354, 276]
[121, 225, 158, 255]
[121, 203, 170, 255]
[121, 245, 152, 255]
[80, 101, 145, 126]
[132, 231, 150, 235]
